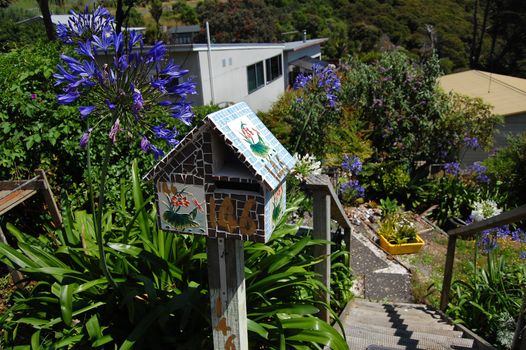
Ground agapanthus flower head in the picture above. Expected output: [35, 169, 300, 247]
[340, 179, 365, 198]
[443, 162, 460, 176]
[55, 6, 196, 158]
[57, 5, 113, 45]
[467, 162, 489, 183]
[471, 199, 502, 222]
[464, 136, 479, 150]
[293, 64, 340, 108]
[341, 155, 362, 175]
[292, 153, 322, 181]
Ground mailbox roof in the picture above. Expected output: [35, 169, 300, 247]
[144, 102, 296, 190]
[207, 102, 296, 190]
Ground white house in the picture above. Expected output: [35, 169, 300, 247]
[439, 70, 526, 164]
[163, 38, 328, 112]
[17, 14, 146, 33]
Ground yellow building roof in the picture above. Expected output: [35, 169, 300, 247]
[438, 70, 526, 116]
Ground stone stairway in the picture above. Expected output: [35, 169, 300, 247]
[339, 299, 477, 350]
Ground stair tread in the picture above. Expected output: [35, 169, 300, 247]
[346, 328, 472, 350]
[353, 299, 428, 309]
[343, 313, 454, 330]
[344, 325, 474, 348]
[349, 305, 443, 320]
[343, 321, 464, 338]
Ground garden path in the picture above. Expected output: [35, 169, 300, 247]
[349, 216, 413, 302]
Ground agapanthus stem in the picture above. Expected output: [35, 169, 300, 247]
[92, 139, 116, 287]
[293, 108, 313, 153]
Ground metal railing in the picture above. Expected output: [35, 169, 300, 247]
[440, 204, 526, 350]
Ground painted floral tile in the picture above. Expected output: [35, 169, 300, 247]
[157, 182, 207, 234]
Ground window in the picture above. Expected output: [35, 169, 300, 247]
[247, 61, 264, 93]
[265, 54, 282, 83]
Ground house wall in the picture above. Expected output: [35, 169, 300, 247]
[167, 51, 205, 106]
[462, 112, 526, 164]
[197, 47, 285, 112]
[283, 44, 322, 88]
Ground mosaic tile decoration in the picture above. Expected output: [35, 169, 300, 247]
[157, 181, 207, 235]
[207, 102, 296, 191]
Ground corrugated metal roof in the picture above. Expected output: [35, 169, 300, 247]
[439, 70, 526, 116]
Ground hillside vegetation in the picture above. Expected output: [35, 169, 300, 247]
[196, 0, 525, 77]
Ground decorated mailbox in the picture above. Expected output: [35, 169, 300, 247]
[145, 102, 296, 243]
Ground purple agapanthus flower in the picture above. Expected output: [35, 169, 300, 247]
[57, 5, 113, 45]
[293, 64, 340, 108]
[464, 136, 479, 150]
[467, 162, 489, 183]
[443, 162, 460, 176]
[340, 179, 365, 198]
[54, 6, 196, 157]
[341, 155, 362, 175]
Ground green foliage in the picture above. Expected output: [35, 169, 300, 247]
[484, 133, 526, 207]
[196, 0, 280, 43]
[172, 0, 198, 25]
[361, 161, 411, 200]
[0, 165, 211, 349]
[245, 199, 349, 349]
[378, 211, 417, 245]
[0, 164, 351, 349]
[379, 197, 401, 218]
[448, 253, 526, 349]
[0, 8, 48, 52]
[0, 41, 83, 189]
[342, 51, 500, 167]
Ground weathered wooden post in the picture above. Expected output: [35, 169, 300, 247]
[312, 190, 331, 322]
[305, 174, 353, 323]
[440, 234, 457, 311]
[145, 102, 296, 350]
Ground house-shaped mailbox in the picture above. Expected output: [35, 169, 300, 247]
[145, 102, 296, 243]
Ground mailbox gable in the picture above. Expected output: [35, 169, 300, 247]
[146, 102, 296, 243]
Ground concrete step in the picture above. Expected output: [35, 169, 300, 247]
[344, 323, 474, 348]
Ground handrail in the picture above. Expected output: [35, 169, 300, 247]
[440, 204, 526, 350]
[304, 174, 352, 230]
[448, 204, 526, 237]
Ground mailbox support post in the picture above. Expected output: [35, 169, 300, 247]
[207, 237, 249, 350]
[312, 190, 331, 323]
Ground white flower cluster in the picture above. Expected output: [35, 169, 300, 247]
[471, 199, 502, 222]
[292, 153, 322, 182]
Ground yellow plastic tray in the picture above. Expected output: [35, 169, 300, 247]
[379, 234, 425, 255]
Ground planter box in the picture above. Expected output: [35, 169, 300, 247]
[379, 234, 425, 255]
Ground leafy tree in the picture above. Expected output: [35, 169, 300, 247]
[172, 0, 198, 25]
[196, 0, 279, 43]
[341, 51, 501, 169]
[36, 0, 55, 40]
[149, 0, 163, 32]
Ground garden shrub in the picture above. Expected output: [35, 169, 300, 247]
[288, 64, 341, 157]
[448, 254, 526, 349]
[0, 41, 83, 190]
[341, 51, 501, 169]
[360, 161, 411, 202]
[484, 133, 526, 208]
